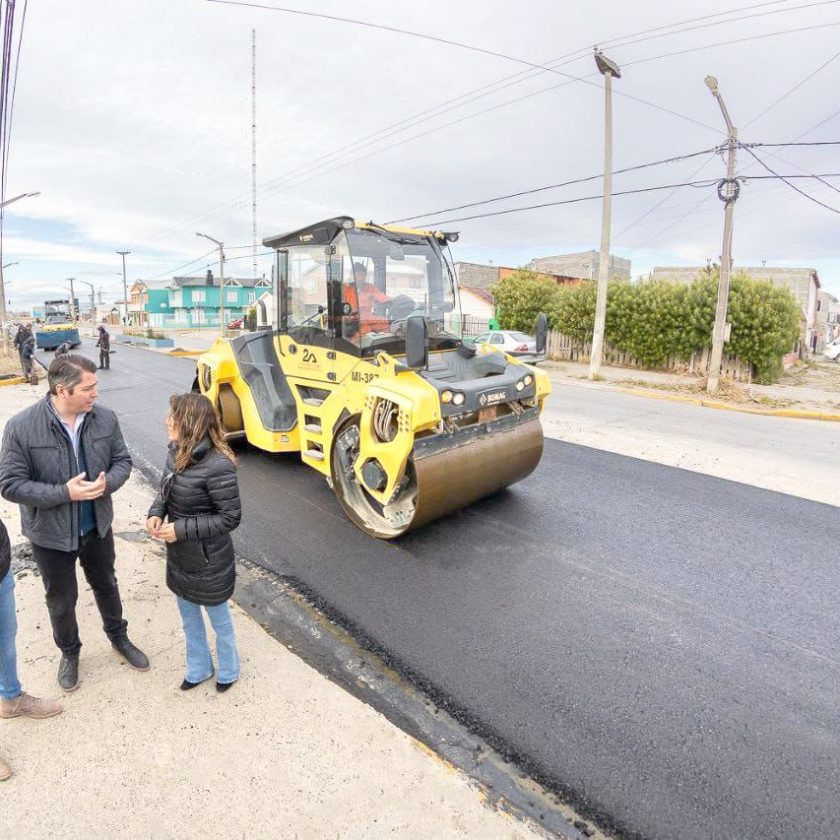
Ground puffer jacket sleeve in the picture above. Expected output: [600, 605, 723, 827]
[0, 422, 70, 509]
[147, 488, 167, 520]
[104, 418, 132, 496]
[173, 454, 240, 542]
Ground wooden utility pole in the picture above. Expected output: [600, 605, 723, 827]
[705, 75, 739, 395]
[589, 48, 621, 379]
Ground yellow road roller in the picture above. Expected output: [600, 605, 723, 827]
[194, 216, 551, 539]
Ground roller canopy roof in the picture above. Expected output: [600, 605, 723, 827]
[262, 217, 354, 250]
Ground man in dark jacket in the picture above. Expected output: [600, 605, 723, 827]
[95, 325, 110, 370]
[0, 354, 149, 691]
[53, 340, 72, 358]
[0, 519, 63, 781]
[20, 332, 37, 384]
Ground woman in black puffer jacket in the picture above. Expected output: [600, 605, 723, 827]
[146, 393, 242, 692]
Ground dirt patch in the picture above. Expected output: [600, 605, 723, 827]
[776, 359, 840, 392]
[615, 375, 797, 409]
[0, 352, 23, 377]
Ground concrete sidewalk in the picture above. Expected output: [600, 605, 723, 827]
[540, 359, 840, 417]
[0, 380, 547, 839]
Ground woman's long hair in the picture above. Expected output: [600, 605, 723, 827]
[169, 393, 235, 472]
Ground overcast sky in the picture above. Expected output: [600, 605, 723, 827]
[2, 0, 839, 311]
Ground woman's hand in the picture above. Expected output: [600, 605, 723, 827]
[145, 516, 162, 537]
[156, 522, 178, 543]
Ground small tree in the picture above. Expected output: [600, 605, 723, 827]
[492, 269, 561, 333]
[726, 272, 800, 383]
[554, 282, 597, 342]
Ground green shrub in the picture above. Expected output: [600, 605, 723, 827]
[492, 269, 561, 333]
[490, 266, 800, 382]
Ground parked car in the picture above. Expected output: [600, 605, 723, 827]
[227, 316, 245, 329]
[823, 336, 840, 361]
[469, 329, 544, 364]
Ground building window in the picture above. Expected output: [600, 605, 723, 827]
[193, 290, 206, 303]
[248, 292, 256, 304]
[227, 290, 237, 303]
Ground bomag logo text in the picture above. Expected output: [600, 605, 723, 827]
[479, 390, 507, 406]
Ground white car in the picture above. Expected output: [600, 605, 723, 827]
[472, 330, 544, 364]
[823, 336, 840, 361]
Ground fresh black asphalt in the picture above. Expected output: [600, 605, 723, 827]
[63, 340, 840, 840]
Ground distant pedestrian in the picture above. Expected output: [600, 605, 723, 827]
[54, 340, 72, 358]
[95, 325, 110, 370]
[1, 518, 63, 781]
[0, 353, 149, 692]
[146, 393, 241, 693]
[20, 333, 36, 384]
[13, 325, 31, 376]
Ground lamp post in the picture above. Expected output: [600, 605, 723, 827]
[0, 191, 39, 353]
[117, 250, 130, 328]
[589, 49, 621, 379]
[196, 232, 225, 332]
[704, 75, 738, 395]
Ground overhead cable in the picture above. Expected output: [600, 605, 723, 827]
[387, 147, 721, 224]
[149, 0, 826, 246]
[742, 147, 840, 214]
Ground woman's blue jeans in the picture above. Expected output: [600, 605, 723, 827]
[0, 569, 22, 700]
[176, 597, 240, 685]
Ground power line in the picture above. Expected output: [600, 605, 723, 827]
[744, 47, 840, 128]
[180, 14, 840, 231]
[206, 0, 813, 212]
[742, 146, 840, 213]
[411, 179, 720, 227]
[140, 248, 218, 282]
[146, 0, 825, 247]
[205, 0, 724, 134]
[387, 147, 721, 224]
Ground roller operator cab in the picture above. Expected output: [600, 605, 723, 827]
[194, 216, 551, 539]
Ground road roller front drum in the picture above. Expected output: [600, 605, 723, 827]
[330, 415, 544, 540]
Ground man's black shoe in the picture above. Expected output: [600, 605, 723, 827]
[58, 654, 80, 692]
[112, 638, 150, 671]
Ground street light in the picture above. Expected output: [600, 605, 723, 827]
[117, 250, 130, 328]
[0, 191, 40, 210]
[704, 75, 738, 395]
[589, 48, 621, 380]
[195, 232, 225, 332]
[0, 191, 39, 354]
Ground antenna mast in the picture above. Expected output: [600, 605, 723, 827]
[251, 28, 258, 280]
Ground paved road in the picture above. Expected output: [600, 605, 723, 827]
[59, 341, 840, 840]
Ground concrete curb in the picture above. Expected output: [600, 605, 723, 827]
[619, 386, 840, 421]
[0, 375, 25, 387]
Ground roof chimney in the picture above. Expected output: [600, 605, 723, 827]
[206, 269, 213, 286]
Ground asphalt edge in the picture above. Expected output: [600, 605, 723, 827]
[128, 451, 603, 840]
[233, 559, 603, 840]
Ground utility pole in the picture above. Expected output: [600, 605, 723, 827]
[589, 48, 621, 379]
[705, 75, 739, 395]
[196, 232, 225, 331]
[67, 278, 77, 320]
[116, 250, 130, 328]
[79, 280, 95, 325]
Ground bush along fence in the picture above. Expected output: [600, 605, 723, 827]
[492, 268, 801, 384]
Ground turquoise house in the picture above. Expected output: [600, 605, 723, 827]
[141, 271, 270, 328]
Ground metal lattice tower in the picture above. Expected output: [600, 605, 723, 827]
[251, 29, 258, 280]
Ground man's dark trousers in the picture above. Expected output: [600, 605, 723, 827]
[99, 349, 110, 369]
[31, 530, 127, 655]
